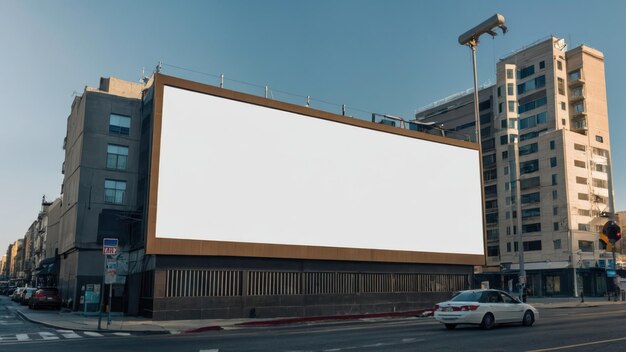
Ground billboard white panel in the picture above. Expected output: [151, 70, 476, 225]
[156, 85, 484, 255]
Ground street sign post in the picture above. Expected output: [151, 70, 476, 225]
[98, 238, 118, 330]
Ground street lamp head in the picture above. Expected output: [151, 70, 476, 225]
[458, 13, 507, 46]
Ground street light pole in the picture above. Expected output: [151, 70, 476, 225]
[459, 13, 507, 290]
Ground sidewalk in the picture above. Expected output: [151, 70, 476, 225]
[10, 295, 626, 334]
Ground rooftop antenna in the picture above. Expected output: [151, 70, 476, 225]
[155, 61, 162, 74]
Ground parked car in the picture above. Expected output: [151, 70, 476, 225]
[20, 287, 37, 305]
[4, 286, 16, 296]
[29, 288, 61, 310]
[11, 287, 25, 302]
[433, 289, 539, 330]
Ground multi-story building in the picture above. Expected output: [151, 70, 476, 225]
[415, 37, 615, 297]
[58, 77, 144, 310]
[0, 255, 7, 279]
[9, 239, 24, 279]
[3, 245, 12, 279]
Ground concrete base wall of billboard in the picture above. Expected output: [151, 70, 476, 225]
[142, 255, 473, 320]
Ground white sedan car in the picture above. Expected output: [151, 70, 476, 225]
[433, 289, 538, 330]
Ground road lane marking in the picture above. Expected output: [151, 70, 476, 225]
[528, 336, 626, 351]
[84, 332, 104, 337]
[113, 332, 131, 336]
[39, 332, 60, 340]
[199, 350, 219, 352]
[16, 334, 30, 341]
[57, 330, 82, 339]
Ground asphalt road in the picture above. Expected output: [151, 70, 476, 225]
[0, 296, 134, 344]
[3, 300, 626, 351]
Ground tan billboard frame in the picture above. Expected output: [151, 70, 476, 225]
[146, 73, 486, 265]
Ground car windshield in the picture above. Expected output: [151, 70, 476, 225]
[450, 291, 482, 302]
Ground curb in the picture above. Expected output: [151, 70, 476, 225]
[180, 325, 224, 333]
[234, 309, 432, 327]
[15, 310, 172, 335]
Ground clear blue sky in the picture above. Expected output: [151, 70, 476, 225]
[1, 0, 625, 253]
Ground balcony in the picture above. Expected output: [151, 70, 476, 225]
[571, 116, 588, 132]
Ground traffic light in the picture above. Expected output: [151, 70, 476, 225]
[599, 232, 614, 251]
[602, 220, 622, 243]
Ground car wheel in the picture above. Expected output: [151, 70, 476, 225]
[480, 313, 495, 330]
[522, 310, 535, 327]
[444, 324, 457, 330]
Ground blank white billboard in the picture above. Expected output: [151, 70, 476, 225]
[156, 85, 484, 256]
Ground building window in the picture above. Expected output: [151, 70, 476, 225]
[520, 177, 540, 190]
[552, 190, 558, 200]
[562, 118, 566, 126]
[557, 61, 563, 71]
[520, 159, 539, 174]
[519, 143, 538, 156]
[524, 240, 542, 251]
[576, 177, 588, 184]
[574, 144, 586, 151]
[579, 240, 593, 252]
[572, 102, 585, 114]
[498, 102, 503, 114]
[574, 160, 586, 168]
[550, 157, 557, 167]
[483, 154, 496, 166]
[109, 114, 131, 135]
[560, 102, 566, 110]
[519, 112, 547, 130]
[593, 178, 608, 189]
[571, 86, 583, 98]
[518, 96, 547, 114]
[550, 140, 555, 150]
[539, 61, 545, 69]
[552, 174, 557, 185]
[554, 239, 561, 250]
[505, 182, 510, 191]
[578, 209, 591, 216]
[518, 65, 535, 79]
[487, 246, 499, 257]
[596, 135, 604, 143]
[500, 135, 508, 145]
[507, 69, 514, 79]
[106, 144, 129, 170]
[553, 206, 558, 215]
[578, 223, 590, 231]
[569, 69, 581, 81]
[595, 163, 608, 173]
[502, 150, 508, 160]
[504, 166, 509, 175]
[521, 208, 540, 219]
[507, 243, 511, 252]
[593, 147, 609, 157]
[497, 86, 502, 97]
[507, 83, 514, 95]
[508, 101, 516, 113]
[578, 193, 589, 201]
[518, 75, 546, 95]
[521, 192, 540, 204]
[522, 223, 541, 233]
[104, 179, 126, 205]
[554, 222, 559, 231]
[557, 78, 565, 95]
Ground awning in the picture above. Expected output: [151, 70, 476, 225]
[34, 257, 57, 276]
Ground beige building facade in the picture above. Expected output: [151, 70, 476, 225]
[415, 37, 616, 297]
